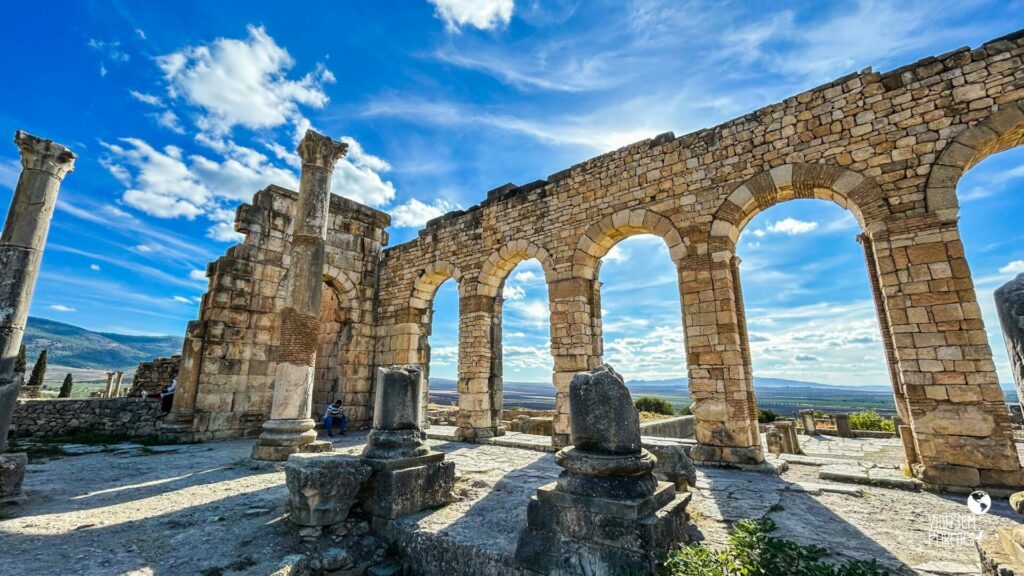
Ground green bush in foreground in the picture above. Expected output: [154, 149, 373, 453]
[635, 396, 675, 416]
[848, 410, 895, 432]
[757, 408, 779, 423]
[661, 518, 889, 576]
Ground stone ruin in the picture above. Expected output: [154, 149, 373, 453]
[151, 30, 1024, 494]
[131, 355, 180, 397]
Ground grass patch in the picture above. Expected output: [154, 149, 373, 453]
[661, 518, 889, 575]
[7, 439, 67, 462]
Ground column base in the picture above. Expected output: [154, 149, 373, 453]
[251, 418, 323, 462]
[454, 426, 499, 441]
[913, 463, 1024, 495]
[551, 433, 570, 449]
[690, 443, 765, 467]
[515, 481, 691, 575]
[360, 452, 456, 519]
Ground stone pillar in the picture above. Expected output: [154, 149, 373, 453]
[995, 274, 1024, 414]
[252, 130, 347, 462]
[799, 409, 817, 436]
[872, 219, 1022, 489]
[515, 365, 691, 574]
[679, 253, 763, 466]
[104, 372, 115, 398]
[548, 277, 600, 447]
[859, 234, 911, 423]
[455, 294, 498, 440]
[490, 295, 505, 436]
[0, 131, 75, 454]
[774, 420, 800, 454]
[360, 365, 456, 519]
[765, 427, 783, 455]
[835, 413, 853, 438]
[113, 371, 125, 397]
[165, 320, 205, 426]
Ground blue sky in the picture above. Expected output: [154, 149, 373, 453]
[1, 1, 1023, 387]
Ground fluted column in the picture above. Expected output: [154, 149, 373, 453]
[252, 130, 347, 461]
[165, 320, 205, 426]
[0, 131, 76, 451]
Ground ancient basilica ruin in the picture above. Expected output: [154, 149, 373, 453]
[163, 31, 1024, 490]
[3, 27, 1024, 576]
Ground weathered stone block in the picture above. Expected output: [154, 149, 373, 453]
[0, 452, 27, 503]
[284, 453, 371, 526]
[360, 456, 456, 519]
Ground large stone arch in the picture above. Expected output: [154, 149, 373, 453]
[926, 102, 1024, 221]
[573, 208, 688, 280]
[410, 260, 465, 310]
[709, 163, 890, 245]
[314, 267, 364, 426]
[476, 240, 556, 297]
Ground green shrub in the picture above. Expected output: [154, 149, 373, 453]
[677, 405, 692, 416]
[634, 396, 674, 416]
[757, 408, 779, 423]
[848, 410, 895, 432]
[661, 518, 889, 576]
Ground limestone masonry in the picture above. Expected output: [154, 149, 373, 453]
[163, 30, 1024, 491]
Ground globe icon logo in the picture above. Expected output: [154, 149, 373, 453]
[967, 491, 991, 515]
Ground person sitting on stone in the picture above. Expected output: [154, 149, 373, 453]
[158, 378, 176, 415]
[324, 399, 347, 437]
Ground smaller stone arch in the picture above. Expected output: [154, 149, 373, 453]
[477, 240, 557, 297]
[709, 163, 887, 247]
[323, 266, 359, 303]
[573, 208, 687, 279]
[926, 102, 1024, 220]
[410, 260, 464, 310]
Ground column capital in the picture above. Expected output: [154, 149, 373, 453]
[15, 131, 76, 179]
[296, 129, 347, 169]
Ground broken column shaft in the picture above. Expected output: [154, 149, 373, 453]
[0, 131, 75, 452]
[252, 130, 348, 461]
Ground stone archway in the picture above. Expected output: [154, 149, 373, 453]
[312, 271, 361, 427]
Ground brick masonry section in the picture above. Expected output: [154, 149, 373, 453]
[12, 398, 164, 439]
[170, 31, 1024, 490]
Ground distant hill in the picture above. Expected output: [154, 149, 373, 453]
[22, 316, 183, 370]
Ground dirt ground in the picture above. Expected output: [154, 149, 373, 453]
[0, 432, 1020, 575]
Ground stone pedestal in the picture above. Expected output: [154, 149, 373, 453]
[285, 453, 371, 526]
[766, 426, 783, 455]
[515, 365, 691, 575]
[996, 274, 1024, 414]
[0, 452, 27, 503]
[360, 366, 456, 519]
[799, 409, 817, 435]
[774, 420, 800, 454]
[252, 131, 347, 461]
[835, 413, 853, 438]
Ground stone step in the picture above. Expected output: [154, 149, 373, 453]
[818, 463, 921, 491]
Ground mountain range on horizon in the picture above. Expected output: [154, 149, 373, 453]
[19, 317, 1021, 396]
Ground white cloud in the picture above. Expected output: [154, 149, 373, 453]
[503, 285, 526, 300]
[1000, 260, 1024, 275]
[793, 354, 820, 362]
[765, 218, 818, 235]
[189, 269, 207, 281]
[88, 38, 130, 63]
[130, 90, 164, 107]
[390, 198, 455, 228]
[603, 244, 627, 263]
[157, 25, 333, 137]
[0, 158, 19, 191]
[154, 110, 186, 134]
[172, 296, 192, 304]
[508, 300, 549, 327]
[135, 244, 155, 253]
[49, 305, 75, 312]
[428, 0, 514, 32]
[514, 270, 538, 283]
[90, 264, 101, 271]
[206, 207, 243, 242]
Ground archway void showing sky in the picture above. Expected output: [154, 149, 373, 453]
[0, 1, 1022, 389]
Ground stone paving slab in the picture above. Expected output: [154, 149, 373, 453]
[819, 463, 922, 491]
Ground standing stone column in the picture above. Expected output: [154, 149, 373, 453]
[995, 274, 1024, 414]
[104, 372, 115, 398]
[113, 371, 125, 396]
[252, 130, 347, 462]
[799, 409, 817, 436]
[0, 131, 75, 453]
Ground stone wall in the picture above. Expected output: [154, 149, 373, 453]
[640, 416, 696, 439]
[11, 398, 164, 439]
[131, 356, 180, 397]
[173, 31, 1024, 489]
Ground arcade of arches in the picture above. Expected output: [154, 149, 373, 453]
[167, 31, 1024, 491]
